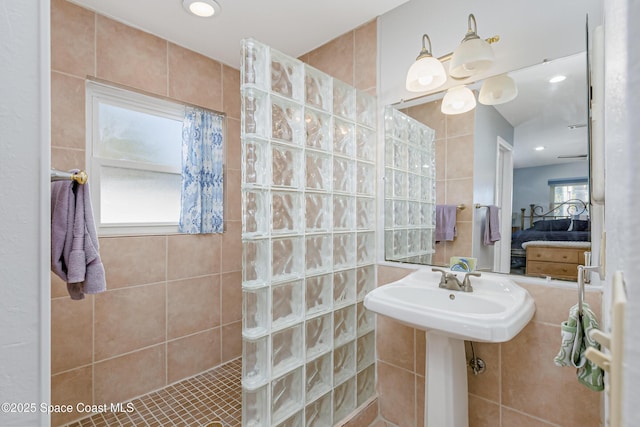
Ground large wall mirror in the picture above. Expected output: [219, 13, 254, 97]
[384, 51, 592, 280]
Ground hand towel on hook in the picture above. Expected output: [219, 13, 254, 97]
[435, 205, 457, 242]
[51, 173, 106, 300]
[482, 205, 501, 246]
[553, 302, 604, 391]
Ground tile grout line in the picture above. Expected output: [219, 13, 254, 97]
[91, 9, 98, 411]
[165, 235, 169, 387]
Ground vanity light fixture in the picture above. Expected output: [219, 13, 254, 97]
[406, 34, 448, 92]
[535, 146, 545, 151]
[449, 14, 495, 79]
[441, 85, 476, 115]
[549, 75, 567, 83]
[182, 0, 221, 17]
[478, 73, 518, 105]
[406, 13, 499, 97]
[405, 13, 503, 114]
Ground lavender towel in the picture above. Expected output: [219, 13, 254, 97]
[51, 176, 106, 300]
[483, 205, 501, 246]
[435, 205, 457, 242]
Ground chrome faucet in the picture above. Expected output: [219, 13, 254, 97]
[432, 268, 463, 291]
[461, 272, 481, 292]
[432, 268, 481, 292]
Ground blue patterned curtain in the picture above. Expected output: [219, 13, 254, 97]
[179, 107, 224, 234]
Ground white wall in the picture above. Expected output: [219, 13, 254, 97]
[604, 0, 640, 425]
[0, 1, 51, 426]
[472, 103, 514, 270]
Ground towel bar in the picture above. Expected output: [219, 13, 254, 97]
[474, 204, 501, 209]
[51, 169, 88, 184]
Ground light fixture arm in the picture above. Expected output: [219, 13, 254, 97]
[462, 14, 481, 42]
[406, 33, 447, 92]
[416, 34, 434, 60]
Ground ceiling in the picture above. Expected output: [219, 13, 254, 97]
[495, 52, 589, 168]
[67, 0, 409, 69]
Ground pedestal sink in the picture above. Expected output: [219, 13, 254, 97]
[364, 268, 535, 427]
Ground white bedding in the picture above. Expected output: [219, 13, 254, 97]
[521, 240, 592, 249]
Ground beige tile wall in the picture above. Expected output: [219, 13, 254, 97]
[298, 19, 378, 95]
[402, 101, 475, 266]
[376, 265, 603, 427]
[340, 399, 379, 427]
[49, 1, 242, 425]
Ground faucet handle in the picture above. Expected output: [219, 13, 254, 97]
[462, 272, 481, 292]
[432, 268, 448, 287]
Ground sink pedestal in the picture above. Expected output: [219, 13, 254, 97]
[363, 269, 536, 426]
[424, 331, 468, 427]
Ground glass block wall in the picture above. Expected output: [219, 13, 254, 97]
[384, 106, 436, 264]
[240, 39, 377, 427]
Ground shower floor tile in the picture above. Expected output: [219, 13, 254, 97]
[65, 358, 242, 427]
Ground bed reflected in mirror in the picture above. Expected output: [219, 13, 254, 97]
[510, 199, 590, 280]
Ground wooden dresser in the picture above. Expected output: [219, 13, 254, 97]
[525, 245, 588, 281]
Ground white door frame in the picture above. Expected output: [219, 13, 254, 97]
[493, 137, 513, 273]
[0, 1, 51, 426]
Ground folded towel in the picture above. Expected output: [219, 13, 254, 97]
[51, 176, 106, 300]
[435, 205, 457, 242]
[482, 205, 501, 246]
[554, 302, 604, 391]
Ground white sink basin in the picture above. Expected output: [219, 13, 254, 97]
[364, 268, 535, 342]
[365, 268, 535, 426]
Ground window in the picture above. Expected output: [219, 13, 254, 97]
[86, 81, 184, 235]
[548, 177, 589, 217]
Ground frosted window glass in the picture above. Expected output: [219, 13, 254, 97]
[98, 103, 182, 170]
[100, 166, 180, 224]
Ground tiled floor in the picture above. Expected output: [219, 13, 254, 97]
[65, 358, 242, 427]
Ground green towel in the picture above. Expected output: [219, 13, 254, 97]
[554, 302, 604, 391]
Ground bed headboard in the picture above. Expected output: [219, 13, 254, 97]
[520, 199, 589, 230]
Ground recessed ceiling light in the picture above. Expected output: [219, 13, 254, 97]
[549, 75, 566, 83]
[182, 0, 221, 17]
[535, 146, 545, 151]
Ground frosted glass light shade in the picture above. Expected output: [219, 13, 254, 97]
[406, 56, 447, 92]
[441, 86, 476, 115]
[478, 74, 518, 105]
[449, 38, 494, 79]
